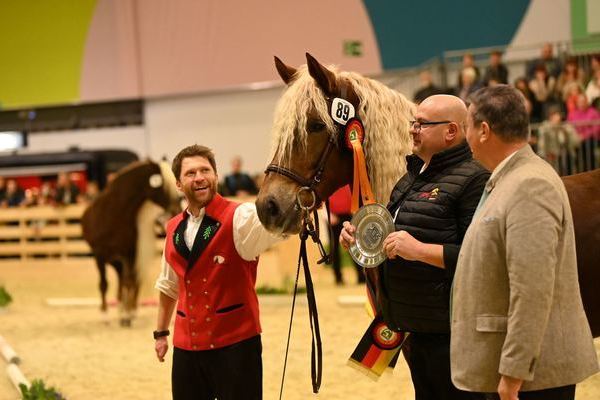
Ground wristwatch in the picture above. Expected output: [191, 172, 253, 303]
[153, 329, 170, 340]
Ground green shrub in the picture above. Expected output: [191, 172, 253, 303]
[20, 379, 65, 400]
[0, 286, 12, 307]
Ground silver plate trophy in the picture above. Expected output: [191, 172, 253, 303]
[349, 203, 394, 268]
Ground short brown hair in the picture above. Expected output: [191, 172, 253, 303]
[171, 145, 217, 181]
[469, 85, 529, 142]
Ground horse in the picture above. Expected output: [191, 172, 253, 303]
[81, 160, 180, 326]
[255, 53, 600, 338]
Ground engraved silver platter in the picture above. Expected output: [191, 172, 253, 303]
[349, 203, 394, 268]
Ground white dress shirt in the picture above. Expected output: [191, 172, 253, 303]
[155, 202, 283, 299]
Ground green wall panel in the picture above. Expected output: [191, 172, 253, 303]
[0, 0, 97, 110]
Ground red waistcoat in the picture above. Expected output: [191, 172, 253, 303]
[164, 194, 260, 351]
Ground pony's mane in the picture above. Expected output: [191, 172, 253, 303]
[271, 65, 415, 203]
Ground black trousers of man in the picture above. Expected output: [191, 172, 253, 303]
[172, 335, 262, 400]
[402, 332, 485, 400]
[483, 384, 576, 400]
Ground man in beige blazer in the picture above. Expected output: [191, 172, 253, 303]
[451, 85, 598, 400]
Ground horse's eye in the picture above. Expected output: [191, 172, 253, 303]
[307, 121, 326, 133]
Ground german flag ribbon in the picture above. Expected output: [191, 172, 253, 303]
[347, 315, 408, 381]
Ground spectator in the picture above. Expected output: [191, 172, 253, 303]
[528, 64, 557, 119]
[537, 107, 581, 174]
[0, 177, 6, 205]
[457, 67, 482, 102]
[585, 68, 600, 107]
[82, 181, 100, 203]
[568, 94, 600, 170]
[3, 179, 24, 207]
[223, 156, 258, 197]
[482, 50, 509, 85]
[413, 70, 444, 104]
[457, 53, 481, 90]
[54, 172, 80, 205]
[526, 42, 562, 80]
[555, 57, 586, 102]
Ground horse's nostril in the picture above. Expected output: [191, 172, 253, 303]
[267, 199, 280, 217]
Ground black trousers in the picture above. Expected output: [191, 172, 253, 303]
[172, 335, 262, 400]
[402, 333, 485, 400]
[483, 384, 575, 400]
[330, 214, 365, 284]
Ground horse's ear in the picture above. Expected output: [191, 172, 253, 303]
[306, 52, 336, 97]
[274, 56, 297, 85]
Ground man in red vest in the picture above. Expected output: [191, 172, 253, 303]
[153, 144, 281, 400]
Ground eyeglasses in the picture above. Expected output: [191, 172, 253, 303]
[410, 120, 451, 132]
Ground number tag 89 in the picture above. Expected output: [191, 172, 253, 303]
[331, 98, 355, 125]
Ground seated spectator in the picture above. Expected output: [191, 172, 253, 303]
[555, 57, 587, 101]
[54, 172, 80, 205]
[0, 177, 6, 205]
[223, 156, 258, 197]
[413, 70, 444, 104]
[456, 67, 482, 102]
[3, 179, 24, 207]
[482, 50, 508, 85]
[568, 94, 600, 170]
[526, 42, 562, 80]
[537, 107, 580, 174]
[585, 67, 600, 107]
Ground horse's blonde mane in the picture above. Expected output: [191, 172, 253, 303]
[271, 65, 415, 203]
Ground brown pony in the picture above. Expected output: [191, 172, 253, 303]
[256, 54, 600, 337]
[82, 160, 180, 326]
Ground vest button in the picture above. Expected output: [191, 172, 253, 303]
[191, 332, 196, 337]
[207, 331, 212, 336]
[206, 317, 211, 322]
[192, 345, 197, 350]
[205, 305, 210, 309]
[210, 344, 215, 349]
[202, 278, 207, 283]
[204, 291, 208, 295]
[191, 318, 196, 323]
[188, 292, 192, 297]
[189, 305, 194, 310]
[186, 280, 191, 284]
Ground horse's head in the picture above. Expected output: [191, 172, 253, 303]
[256, 53, 414, 234]
[112, 160, 181, 216]
[149, 161, 181, 216]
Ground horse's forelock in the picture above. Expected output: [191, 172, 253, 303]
[271, 66, 337, 167]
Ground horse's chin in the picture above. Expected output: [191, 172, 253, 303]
[260, 213, 302, 235]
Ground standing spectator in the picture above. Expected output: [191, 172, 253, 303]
[585, 68, 600, 107]
[536, 107, 580, 174]
[514, 77, 540, 121]
[567, 94, 600, 170]
[413, 70, 444, 104]
[327, 185, 364, 286]
[528, 64, 556, 119]
[223, 156, 258, 197]
[54, 172, 80, 205]
[482, 50, 509, 85]
[457, 53, 481, 90]
[3, 179, 24, 207]
[457, 67, 482, 102]
[526, 42, 562, 80]
[452, 84, 598, 400]
[555, 57, 586, 103]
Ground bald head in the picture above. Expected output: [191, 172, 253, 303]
[419, 95, 468, 140]
[411, 94, 468, 164]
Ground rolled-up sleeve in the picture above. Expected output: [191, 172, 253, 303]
[154, 247, 179, 300]
[233, 202, 285, 261]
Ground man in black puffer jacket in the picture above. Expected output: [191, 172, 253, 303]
[341, 95, 489, 400]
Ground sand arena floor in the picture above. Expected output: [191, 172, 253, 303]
[1, 258, 599, 400]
